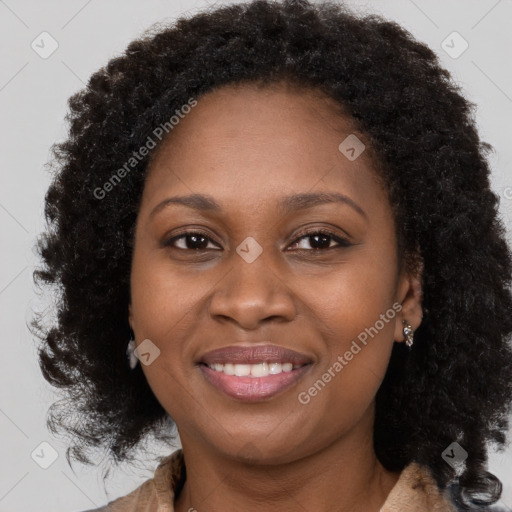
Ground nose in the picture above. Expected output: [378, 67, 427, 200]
[208, 251, 297, 330]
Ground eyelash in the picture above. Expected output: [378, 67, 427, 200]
[163, 229, 352, 252]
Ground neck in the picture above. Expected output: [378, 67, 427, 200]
[174, 412, 400, 512]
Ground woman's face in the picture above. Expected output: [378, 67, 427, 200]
[129, 82, 422, 464]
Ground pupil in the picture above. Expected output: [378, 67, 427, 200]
[188, 235, 207, 250]
[311, 234, 330, 249]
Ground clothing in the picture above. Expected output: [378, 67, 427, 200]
[79, 449, 464, 511]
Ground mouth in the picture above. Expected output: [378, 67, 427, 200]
[198, 344, 313, 402]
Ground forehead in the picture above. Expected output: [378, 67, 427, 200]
[141, 81, 387, 217]
[149, 80, 360, 161]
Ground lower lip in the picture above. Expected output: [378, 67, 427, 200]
[199, 364, 311, 402]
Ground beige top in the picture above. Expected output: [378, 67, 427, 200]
[92, 449, 458, 511]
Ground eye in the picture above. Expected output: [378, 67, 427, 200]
[287, 229, 352, 251]
[163, 229, 352, 252]
[164, 231, 221, 251]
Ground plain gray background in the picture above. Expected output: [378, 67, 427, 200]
[1, 0, 511, 511]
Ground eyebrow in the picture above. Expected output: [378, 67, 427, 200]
[149, 192, 367, 220]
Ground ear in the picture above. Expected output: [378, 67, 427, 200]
[394, 266, 423, 343]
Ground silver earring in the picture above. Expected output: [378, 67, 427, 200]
[127, 337, 138, 369]
[402, 320, 414, 348]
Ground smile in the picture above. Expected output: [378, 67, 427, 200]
[205, 361, 302, 377]
[199, 362, 311, 402]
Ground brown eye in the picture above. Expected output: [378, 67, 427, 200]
[288, 230, 352, 251]
[163, 229, 352, 252]
[164, 231, 220, 251]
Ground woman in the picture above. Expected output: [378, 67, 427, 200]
[32, 0, 512, 511]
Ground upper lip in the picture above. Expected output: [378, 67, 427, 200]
[199, 344, 313, 366]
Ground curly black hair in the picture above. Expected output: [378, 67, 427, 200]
[32, 0, 512, 509]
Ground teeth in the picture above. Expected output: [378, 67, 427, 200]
[207, 362, 301, 377]
[223, 363, 235, 375]
[250, 362, 269, 377]
[269, 362, 282, 374]
[234, 364, 251, 377]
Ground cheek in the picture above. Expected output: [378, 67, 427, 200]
[130, 243, 206, 336]
[128, 246, 204, 394]
[129, 258, 202, 420]
[303, 243, 398, 346]
[295, 245, 399, 411]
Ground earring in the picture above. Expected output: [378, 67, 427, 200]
[127, 337, 138, 369]
[402, 320, 414, 348]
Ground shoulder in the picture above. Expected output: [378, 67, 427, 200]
[383, 462, 458, 511]
[393, 463, 507, 512]
[73, 477, 158, 512]
[74, 450, 184, 512]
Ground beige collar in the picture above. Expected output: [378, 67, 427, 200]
[108, 449, 457, 512]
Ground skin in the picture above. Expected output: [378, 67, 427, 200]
[128, 81, 423, 512]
